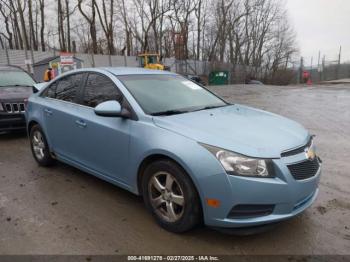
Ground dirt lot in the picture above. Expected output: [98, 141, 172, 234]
[0, 84, 349, 255]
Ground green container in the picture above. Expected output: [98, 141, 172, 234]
[209, 71, 229, 85]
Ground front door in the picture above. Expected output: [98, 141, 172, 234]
[71, 73, 131, 184]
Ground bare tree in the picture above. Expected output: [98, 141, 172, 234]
[78, 0, 98, 54]
[65, 0, 71, 52]
[28, 0, 38, 50]
[117, 0, 132, 55]
[194, 0, 204, 60]
[16, 0, 29, 52]
[0, 1, 14, 48]
[95, 0, 115, 55]
[171, 0, 196, 59]
[8, 0, 23, 49]
[0, 0, 298, 84]
[129, 0, 171, 53]
[38, 0, 45, 51]
[57, 0, 66, 51]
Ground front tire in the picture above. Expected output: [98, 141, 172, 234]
[142, 160, 201, 233]
[30, 125, 55, 166]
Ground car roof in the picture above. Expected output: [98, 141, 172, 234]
[103, 67, 175, 76]
[43, 67, 177, 83]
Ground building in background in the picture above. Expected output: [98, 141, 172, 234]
[32, 55, 83, 82]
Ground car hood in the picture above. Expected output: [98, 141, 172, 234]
[0, 86, 33, 101]
[152, 105, 309, 158]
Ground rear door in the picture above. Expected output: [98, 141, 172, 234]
[41, 73, 86, 161]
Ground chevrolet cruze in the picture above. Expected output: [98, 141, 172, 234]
[26, 68, 321, 233]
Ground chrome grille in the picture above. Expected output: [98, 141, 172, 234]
[3, 103, 26, 113]
[287, 158, 320, 180]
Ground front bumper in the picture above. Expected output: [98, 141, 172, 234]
[0, 112, 26, 131]
[199, 157, 321, 229]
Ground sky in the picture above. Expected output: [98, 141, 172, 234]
[286, 0, 350, 65]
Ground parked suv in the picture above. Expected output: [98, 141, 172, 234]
[0, 66, 35, 132]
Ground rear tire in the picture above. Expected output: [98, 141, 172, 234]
[30, 125, 55, 166]
[142, 159, 201, 233]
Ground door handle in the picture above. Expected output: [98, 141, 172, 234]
[44, 108, 53, 115]
[75, 119, 87, 128]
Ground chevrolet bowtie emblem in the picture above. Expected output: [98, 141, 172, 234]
[305, 147, 316, 161]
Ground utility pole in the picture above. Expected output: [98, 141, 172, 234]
[317, 51, 321, 82]
[310, 57, 313, 69]
[322, 55, 326, 81]
[123, 49, 127, 67]
[336, 45, 342, 79]
[108, 53, 112, 67]
[298, 56, 304, 84]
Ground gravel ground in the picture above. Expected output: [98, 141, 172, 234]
[0, 83, 349, 255]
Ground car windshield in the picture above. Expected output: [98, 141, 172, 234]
[117, 74, 228, 115]
[0, 71, 36, 87]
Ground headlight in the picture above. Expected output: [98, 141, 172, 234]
[201, 144, 274, 177]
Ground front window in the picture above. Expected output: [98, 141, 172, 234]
[42, 73, 83, 103]
[0, 71, 36, 87]
[117, 74, 227, 115]
[81, 73, 122, 107]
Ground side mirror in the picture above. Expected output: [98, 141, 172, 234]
[94, 101, 131, 118]
[33, 83, 47, 93]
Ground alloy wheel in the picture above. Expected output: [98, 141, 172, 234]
[148, 171, 185, 222]
[32, 130, 45, 160]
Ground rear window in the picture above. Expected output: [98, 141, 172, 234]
[41, 73, 83, 103]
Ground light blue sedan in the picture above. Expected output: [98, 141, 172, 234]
[26, 68, 321, 233]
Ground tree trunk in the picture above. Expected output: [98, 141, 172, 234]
[0, 4, 14, 49]
[121, 0, 131, 55]
[8, 0, 23, 49]
[10, 14, 20, 49]
[57, 0, 66, 51]
[65, 0, 71, 52]
[39, 0, 45, 51]
[28, 0, 38, 50]
[196, 0, 202, 60]
[16, 0, 29, 51]
[35, 3, 39, 49]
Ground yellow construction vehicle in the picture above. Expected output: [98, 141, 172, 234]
[138, 53, 168, 70]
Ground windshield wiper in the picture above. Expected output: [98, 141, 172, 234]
[151, 109, 190, 116]
[192, 104, 229, 112]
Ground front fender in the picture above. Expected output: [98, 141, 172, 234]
[127, 120, 233, 217]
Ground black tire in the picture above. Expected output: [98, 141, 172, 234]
[29, 124, 55, 166]
[142, 159, 201, 233]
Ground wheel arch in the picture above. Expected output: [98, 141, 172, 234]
[27, 119, 54, 155]
[136, 153, 204, 221]
[27, 120, 40, 134]
[136, 153, 200, 197]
